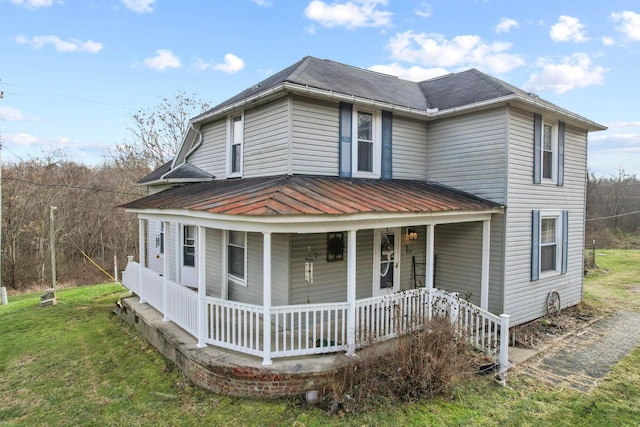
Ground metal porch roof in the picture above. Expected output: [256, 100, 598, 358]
[122, 175, 502, 216]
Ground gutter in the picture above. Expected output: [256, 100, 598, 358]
[192, 82, 606, 132]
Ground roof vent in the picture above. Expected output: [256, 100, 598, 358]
[528, 92, 539, 99]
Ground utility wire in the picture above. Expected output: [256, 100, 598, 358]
[2, 176, 140, 196]
[586, 210, 640, 221]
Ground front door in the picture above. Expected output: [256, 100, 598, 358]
[180, 225, 197, 287]
[373, 228, 400, 296]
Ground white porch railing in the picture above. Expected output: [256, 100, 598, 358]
[121, 262, 509, 379]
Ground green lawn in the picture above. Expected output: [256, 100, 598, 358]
[1, 250, 639, 426]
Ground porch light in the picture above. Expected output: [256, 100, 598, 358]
[407, 227, 418, 241]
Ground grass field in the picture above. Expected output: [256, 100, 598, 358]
[1, 250, 639, 426]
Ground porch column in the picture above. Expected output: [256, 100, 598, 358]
[425, 224, 435, 289]
[346, 229, 357, 356]
[262, 232, 273, 365]
[138, 218, 146, 304]
[425, 224, 435, 320]
[480, 219, 491, 311]
[162, 221, 169, 321]
[221, 230, 228, 300]
[197, 225, 207, 347]
[175, 223, 181, 284]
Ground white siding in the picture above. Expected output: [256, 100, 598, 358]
[228, 232, 289, 306]
[504, 107, 587, 325]
[243, 98, 290, 178]
[427, 107, 507, 204]
[291, 96, 340, 176]
[205, 228, 223, 298]
[393, 117, 428, 180]
[434, 222, 483, 307]
[187, 118, 226, 178]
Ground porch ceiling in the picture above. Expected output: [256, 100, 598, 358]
[122, 175, 502, 217]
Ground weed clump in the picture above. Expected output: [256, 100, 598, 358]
[326, 316, 472, 415]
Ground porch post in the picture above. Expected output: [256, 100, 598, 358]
[425, 224, 434, 319]
[480, 219, 491, 311]
[346, 229, 357, 356]
[138, 218, 146, 304]
[221, 230, 228, 300]
[262, 232, 273, 365]
[498, 313, 510, 386]
[197, 225, 207, 347]
[162, 221, 169, 321]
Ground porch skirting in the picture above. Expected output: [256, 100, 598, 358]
[117, 295, 339, 398]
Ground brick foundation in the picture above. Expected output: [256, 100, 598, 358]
[117, 296, 332, 398]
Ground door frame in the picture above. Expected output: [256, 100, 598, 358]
[373, 227, 401, 297]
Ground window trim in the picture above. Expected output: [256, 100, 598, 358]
[351, 107, 381, 178]
[540, 119, 558, 183]
[183, 225, 196, 267]
[537, 210, 564, 279]
[227, 230, 247, 287]
[157, 221, 165, 256]
[226, 112, 244, 178]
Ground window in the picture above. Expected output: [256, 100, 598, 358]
[542, 123, 555, 180]
[352, 108, 380, 177]
[540, 217, 557, 272]
[227, 114, 243, 176]
[534, 113, 563, 184]
[228, 230, 246, 284]
[532, 210, 568, 280]
[157, 221, 165, 255]
[183, 225, 195, 267]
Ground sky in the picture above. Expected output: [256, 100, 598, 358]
[1, 0, 639, 178]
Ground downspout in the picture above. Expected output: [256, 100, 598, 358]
[183, 123, 204, 163]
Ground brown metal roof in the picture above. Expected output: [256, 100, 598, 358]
[122, 175, 501, 216]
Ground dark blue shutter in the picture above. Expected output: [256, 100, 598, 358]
[531, 210, 540, 281]
[561, 210, 569, 274]
[557, 121, 565, 186]
[339, 102, 352, 178]
[381, 111, 392, 179]
[533, 114, 542, 184]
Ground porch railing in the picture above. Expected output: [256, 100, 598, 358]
[121, 262, 509, 380]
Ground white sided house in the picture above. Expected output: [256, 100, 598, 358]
[120, 57, 605, 382]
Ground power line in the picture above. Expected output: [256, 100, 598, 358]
[2, 176, 139, 196]
[586, 210, 640, 221]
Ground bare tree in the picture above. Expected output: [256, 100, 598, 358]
[111, 91, 211, 169]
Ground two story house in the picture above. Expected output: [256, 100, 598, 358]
[120, 56, 605, 379]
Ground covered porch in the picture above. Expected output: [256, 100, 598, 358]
[121, 176, 509, 376]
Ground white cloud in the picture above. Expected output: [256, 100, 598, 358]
[550, 15, 589, 42]
[143, 50, 182, 70]
[496, 18, 518, 34]
[15, 35, 103, 53]
[120, 0, 155, 13]
[196, 54, 245, 74]
[304, 0, 392, 29]
[251, 0, 272, 6]
[9, 0, 53, 9]
[4, 133, 39, 146]
[0, 106, 27, 121]
[602, 36, 616, 46]
[368, 63, 448, 81]
[523, 53, 607, 94]
[387, 31, 524, 74]
[602, 121, 640, 129]
[611, 11, 640, 41]
[415, 2, 431, 18]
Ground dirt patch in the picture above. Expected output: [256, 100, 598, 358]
[509, 303, 602, 349]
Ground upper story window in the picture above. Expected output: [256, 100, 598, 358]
[542, 122, 557, 181]
[227, 230, 247, 285]
[353, 108, 380, 177]
[227, 113, 244, 177]
[534, 113, 564, 185]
